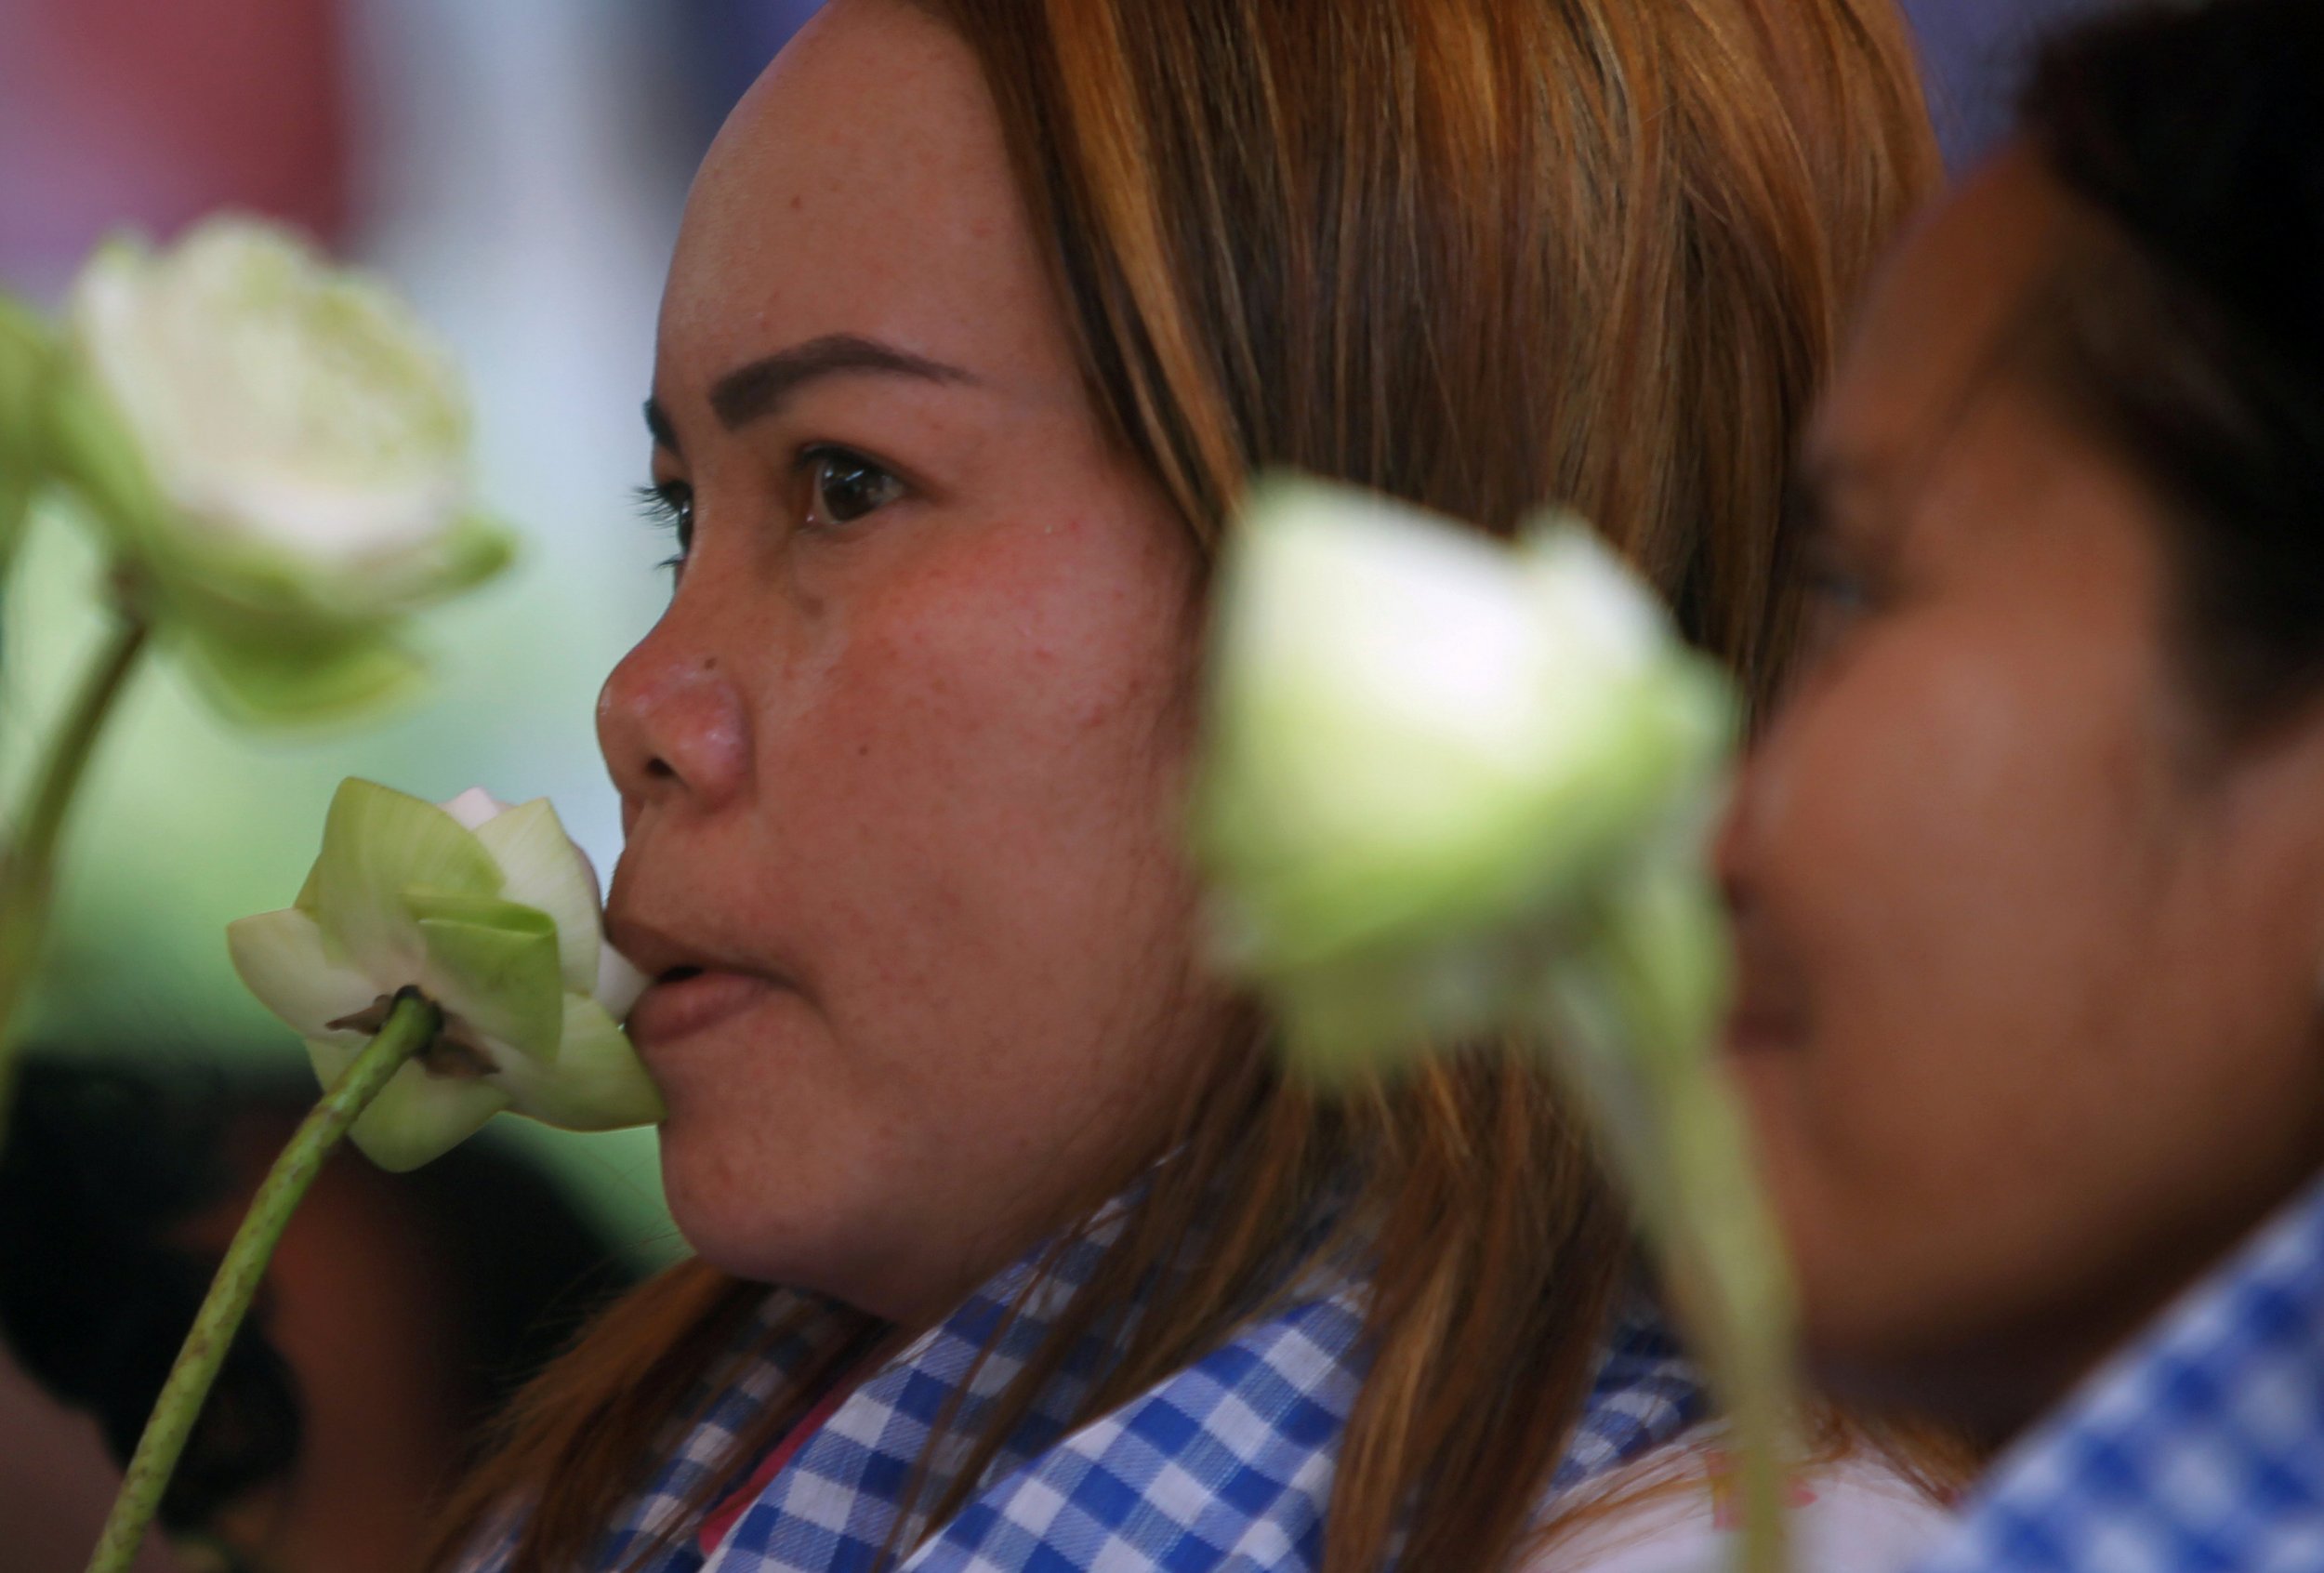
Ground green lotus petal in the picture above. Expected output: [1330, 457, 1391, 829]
[407, 892, 564, 1062]
[0, 293, 52, 580]
[497, 995, 665, 1131]
[312, 779, 500, 982]
[1261, 923, 1545, 1081]
[43, 347, 170, 553]
[0, 292, 47, 423]
[403, 888, 559, 936]
[470, 799, 601, 994]
[174, 616, 428, 726]
[362, 510, 516, 610]
[0, 468, 28, 589]
[308, 1034, 513, 1173]
[153, 530, 369, 636]
[154, 513, 506, 630]
[225, 906, 379, 1038]
[442, 512, 517, 589]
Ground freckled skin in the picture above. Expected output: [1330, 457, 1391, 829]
[1720, 151, 2324, 1436]
[597, 0, 1235, 1324]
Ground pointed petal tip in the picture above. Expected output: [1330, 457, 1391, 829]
[439, 786, 512, 831]
[228, 906, 377, 1037]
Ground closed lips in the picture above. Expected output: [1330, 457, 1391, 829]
[627, 967, 781, 1048]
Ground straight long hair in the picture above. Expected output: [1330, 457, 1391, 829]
[431, 3, 1938, 1569]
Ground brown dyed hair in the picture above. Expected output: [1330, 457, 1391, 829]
[431, 2, 1938, 1569]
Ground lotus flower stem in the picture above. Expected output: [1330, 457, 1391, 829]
[83, 987, 443, 1573]
[0, 614, 150, 1126]
[1562, 898, 1796, 1573]
[1649, 1091, 1796, 1573]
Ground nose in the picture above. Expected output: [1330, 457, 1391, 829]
[1711, 767, 1756, 915]
[1712, 712, 1787, 913]
[598, 614, 752, 821]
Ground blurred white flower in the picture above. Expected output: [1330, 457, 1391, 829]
[1195, 475, 1734, 1069]
[46, 218, 514, 720]
[228, 778, 660, 1171]
[1192, 477, 1796, 1566]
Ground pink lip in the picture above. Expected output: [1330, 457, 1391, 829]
[627, 970, 781, 1050]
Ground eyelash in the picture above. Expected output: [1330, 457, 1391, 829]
[633, 444, 907, 575]
[1802, 549, 1873, 615]
[633, 482, 692, 574]
[1784, 482, 1890, 668]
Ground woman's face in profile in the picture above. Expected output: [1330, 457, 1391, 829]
[1720, 150, 2324, 1431]
[598, 0, 1229, 1321]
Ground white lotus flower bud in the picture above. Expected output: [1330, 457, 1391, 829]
[45, 218, 514, 721]
[227, 779, 662, 1171]
[1194, 478, 1794, 1563]
[1195, 475, 1735, 1070]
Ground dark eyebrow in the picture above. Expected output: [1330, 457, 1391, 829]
[710, 334, 973, 430]
[640, 335, 973, 456]
[1799, 448, 1889, 514]
[644, 396, 680, 455]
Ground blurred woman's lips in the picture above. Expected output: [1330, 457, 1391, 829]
[1720, 958, 1806, 1054]
[1722, 1003, 1803, 1055]
[627, 969, 781, 1050]
[1716, 914, 1806, 1055]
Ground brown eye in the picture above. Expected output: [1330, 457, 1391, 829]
[636, 481, 693, 570]
[1793, 530, 1901, 684]
[804, 447, 905, 528]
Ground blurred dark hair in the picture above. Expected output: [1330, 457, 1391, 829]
[0, 1056, 298, 1534]
[0, 1053, 638, 1537]
[2017, 0, 2324, 736]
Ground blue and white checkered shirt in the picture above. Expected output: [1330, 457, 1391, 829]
[461, 1197, 1701, 1573]
[1916, 1170, 2324, 1573]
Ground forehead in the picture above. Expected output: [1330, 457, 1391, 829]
[656, 0, 1063, 392]
[1812, 149, 2072, 487]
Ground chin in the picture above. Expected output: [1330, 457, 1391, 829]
[659, 1125, 819, 1285]
[1798, 1264, 2076, 1447]
[1808, 1334, 2047, 1447]
[658, 1121, 921, 1315]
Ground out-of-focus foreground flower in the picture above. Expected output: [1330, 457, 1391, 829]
[1193, 474, 1793, 1573]
[0, 216, 520, 1108]
[1195, 474, 1734, 1073]
[228, 779, 661, 1172]
[45, 218, 514, 721]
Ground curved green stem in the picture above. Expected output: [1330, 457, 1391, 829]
[83, 989, 442, 1573]
[0, 614, 149, 1132]
[1538, 872, 1798, 1573]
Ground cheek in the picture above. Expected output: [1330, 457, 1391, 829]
[762, 509, 1206, 1070]
[647, 510, 1215, 1293]
[819, 520, 1188, 856]
[1742, 613, 2188, 1349]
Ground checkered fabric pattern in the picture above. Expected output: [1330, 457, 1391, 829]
[1916, 1172, 2324, 1573]
[460, 1203, 1701, 1573]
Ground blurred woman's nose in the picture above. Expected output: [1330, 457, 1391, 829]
[597, 614, 752, 819]
[1713, 719, 1787, 913]
[1712, 768, 1756, 913]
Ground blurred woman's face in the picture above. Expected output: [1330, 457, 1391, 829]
[1720, 150, 2324, 1435]
[598, 0, 1229, 1322]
